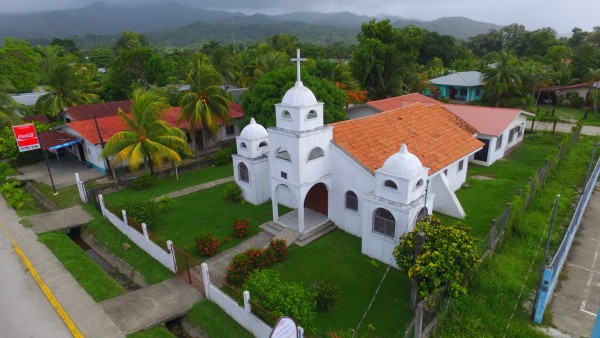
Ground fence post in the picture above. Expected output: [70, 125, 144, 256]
[531, 117, 536, 132]
[243, 290, 251, 327]
[122, 210, 127, 226]
[201, 263, 210, 299]
[504, 203, 511, 232]
[489, 219, 497, 250]
[142, 223, 149, 241]
[98, 194, 105, 217]
[298, 326, 304, 338]
[414, 302, 423, 338]
[167, 240, 177, 273]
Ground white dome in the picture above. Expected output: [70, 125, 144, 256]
[240, 118, 268, 141]
[281, 81, 318, 107]
[381, 144, 424, 178]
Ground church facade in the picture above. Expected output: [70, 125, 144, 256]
[232, 52, 483, 266]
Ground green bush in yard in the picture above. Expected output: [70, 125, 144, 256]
[223, 182, 243, 202]
[212, 144, 236, 166]
[119, 197, 158, 227]
[131, 173, 157, 190]
[244, 270, 317, 330]
[310, 280, 338, 311]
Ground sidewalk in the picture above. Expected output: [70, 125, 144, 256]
[526, 120, 600, 136]
[0, 196, 125, 338]
[154, 176, 234, 200]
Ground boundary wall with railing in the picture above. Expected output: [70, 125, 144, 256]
[533, 156, 600, 323]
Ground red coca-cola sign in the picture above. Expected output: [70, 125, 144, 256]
[12, 123, 40, 152]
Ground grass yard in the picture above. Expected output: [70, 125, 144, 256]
[532, 105, 600, 126]
[105, 165, 233, 205]
[153, 183, 285, 262]
[271, 230, 412, 337]
[436, 133, 564, 239]
[37, 231, 126, 302]
[434, 135, 598, 337]
[82, 204, 174, 284]
[30, 182, 81, 209]
[186, 300, 254, 338]
[127, 325, 174, 338]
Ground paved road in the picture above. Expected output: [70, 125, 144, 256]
[550, 182, 600, 337]
[526, 120, 600, 136]
[0, 213, 71, 337]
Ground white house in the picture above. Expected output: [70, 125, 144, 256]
[443, 104, 531, 166]
[232, 52, 483, 266]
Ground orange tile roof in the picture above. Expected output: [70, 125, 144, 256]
[331, 103, 483, 174]
[367, 93, 440, 112]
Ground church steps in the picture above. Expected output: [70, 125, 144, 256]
[295, 221, 336, 247]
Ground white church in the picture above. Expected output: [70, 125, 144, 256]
[232, 51, 483, 266]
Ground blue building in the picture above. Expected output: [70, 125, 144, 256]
[423, 71, 484, 102]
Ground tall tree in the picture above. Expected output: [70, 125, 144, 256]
[585, 68, 600, 113]
[482, 50, 523, 107]
[114, 31, 150, 52]
[101, 89, 190, 173]
[180, 53, 231, 162]
[0, 38, 40, 93]
[0, 77, 21, 128]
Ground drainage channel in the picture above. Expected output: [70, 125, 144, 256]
[66, 227, 139, 292]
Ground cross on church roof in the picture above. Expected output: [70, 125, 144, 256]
[291, 49, 306, 83]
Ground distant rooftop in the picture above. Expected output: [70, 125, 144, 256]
[430, 71, 483, 87]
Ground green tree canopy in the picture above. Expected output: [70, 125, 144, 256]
[482, 50, 523, 107]
[0, 38, 40, 92]
[241, 65, 346, 127]
[114, 31, 150, 52]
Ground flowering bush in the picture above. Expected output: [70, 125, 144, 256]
[225, 239, 289, 286]
[232, 219, 249, 238]
[195, 233, 220, 257]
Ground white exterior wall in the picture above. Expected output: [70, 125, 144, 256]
[436, 155, 470, 192]
[504, 115, 526, 151]
[328, 144, 375, 237]
[470, 114, 527, 167]
[346, 105, 379, 120]
[232, 155, 271, 205]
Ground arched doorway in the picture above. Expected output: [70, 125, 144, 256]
[304, 183, 328, 216]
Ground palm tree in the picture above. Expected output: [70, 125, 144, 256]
[180, 55, 231, 163]
[0, 76, 21, 128]
[586, 68, 600, 113]
[482, 50, 523, 107]
[101, 89, 191, 174]
[35, 61, 98, 118]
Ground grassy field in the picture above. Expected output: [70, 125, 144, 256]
[37, 231, 126, 302]
[186, 300, 254, 338]
[436, 133, 564, 239]
[82, 204, 174, 284]
[30, 181, 82, 209]
[152, 183, 284, 262]
[532, 105, 600, 126]
[127, 325, 174, 338]
[271, 230, 411, 337]
[105, 164, 233, 205]
[434, 135, 599, 337]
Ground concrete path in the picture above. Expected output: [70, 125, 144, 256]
[101, 277, 202, 334]
[12, 156, 104, 188]
[27, 205, 93, 234]
[526, 120, 600, 136]
[550, 182, 600, 337]
[0, 196, 125, 338]
[155, 176, 234, 201]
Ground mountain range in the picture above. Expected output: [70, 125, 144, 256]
[0, 2, 503, 47]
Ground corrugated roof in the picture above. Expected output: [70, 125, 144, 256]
[430, 71, 483, 87]
[331, 103, 483, 175]
[39, 130, 81, 151]
[367, 93, 440, 112]
[442, 104, 522, 137]
[63, 100, 132, 121]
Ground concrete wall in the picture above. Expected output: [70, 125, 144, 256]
[428, 173, 465, 218]
[232, 155, 271, 205]
[346, 105, 379, 120]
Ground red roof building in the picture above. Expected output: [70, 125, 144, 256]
[61, 100, 132, 122]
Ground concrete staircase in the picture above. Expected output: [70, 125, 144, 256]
[260, 220, 337, 247]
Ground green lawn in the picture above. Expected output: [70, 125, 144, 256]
[436, 133, 563, 239]
[531, 105, 600, 126]
[82, 204, 174, 285]
[105, 165, 233, 205]
[186, 300, 254, 338]
[271, 230, 411, 337]
[30, 181, 82, 209]
[37, 231, 126, 302]
[153, 184, 284, 262]
[127, 325, 174, 338]
[435, 135, 598, 337]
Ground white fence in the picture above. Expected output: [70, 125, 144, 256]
[200, 263, 304, 338]
[97, 193, 178, 273]
[75, 173, 88, 203]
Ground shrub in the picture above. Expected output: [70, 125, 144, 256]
[131, 173, 157, 190]
[1, 181, 33, 210]
[245, 270, 317, 329]
[225, 240, 289, 286]
[268, 239, 288, 262]
[310, 280, 337, 311]
[195, 233, 220, 257]
[156, 196, 175, 213]
[119, 198, 158, 227]
[212, 144, 235, 166]
[224, 182, 243, 202]
[232, 219, 249, 238]
[439, 97, 450, 103]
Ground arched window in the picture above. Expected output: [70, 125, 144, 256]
[414, 179, 424, 191]
[240, 142, 247, 149]
[384, 180, 397, 190]
[345, 191, 358, 211]
[282, 110, 292, 119]
[307, 147, 324, 161]
[259, 141, 268, 148]
[238, 163, 249, 183]
[373, 208, 395, 239]
[276, 148, 291, 162]
[307, 110, 317, 119]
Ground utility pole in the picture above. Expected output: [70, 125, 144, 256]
[93, 115, 118, 186]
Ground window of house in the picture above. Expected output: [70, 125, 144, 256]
[460, 89, 468, 96]
[384, 180, 397, 189]
[226, 125, 235, 136]
[517, 124, 524, 137]
[281, 171, 287, 179]
[458, 160, 464, 172]
[307, 110, 317, 119]
[345, 191, 358, 211]
[415, 179, 424, 191]
[508, 129, 515, 143]
[373, 208, 395, 239]
[496, 135, 503, 150]
[282, 110, 292, 119]
[307, 147, 324, 161]
[238, 163, 249, 183]
[475, 89, 481, 96]
[259, 141, 268, 148]
[276, 148, 291, 161]
[240, 142, 247, 149]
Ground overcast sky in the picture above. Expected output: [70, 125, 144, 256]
[1, 0, 597, 35]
